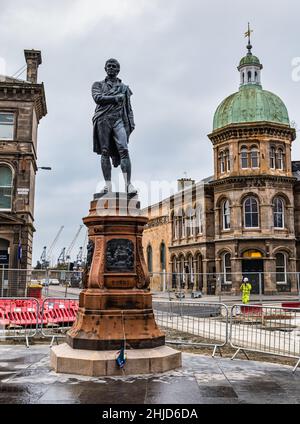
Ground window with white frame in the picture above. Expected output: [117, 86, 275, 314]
[250, 146, 259, 168]
[277, 148, 284, 170]
[276, 253, 286, 284]
[225, 149, 231, 171]
[244, 197, 259, 228]
[273, 197, 285, 229]
[0, 113, 15, 140]
[270, 146, 276, 169]
[240, 146, 248, 169]
[222, 200, 230, 230]
[195, 205, 202, 235]
[220, 151, 225, 173]
[0, 165, 13, 210]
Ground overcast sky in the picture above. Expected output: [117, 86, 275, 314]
[1, 0, 300, 266]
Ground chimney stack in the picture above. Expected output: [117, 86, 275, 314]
[24, 49, 42, 83]
[177, 177, 195, 192]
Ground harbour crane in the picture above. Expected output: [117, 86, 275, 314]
[65, 225, 84, 263]
[40, 246, 47, 268]
[46, 226, 64, 267]
[57, 247, 66, 265]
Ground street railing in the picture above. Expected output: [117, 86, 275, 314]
[153, 300, 229, 356]
[0, 267, 83, 298]
[149, 271, 300, 301]
[0, 297, 39, 347]
[229, 304, 300, 373]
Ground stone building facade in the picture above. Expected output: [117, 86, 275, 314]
[142, 44, 300, 295]
[0, 50, 47, 290]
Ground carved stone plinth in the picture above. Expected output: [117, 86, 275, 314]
[51, 343, 182, 376]
[66, 193, 166, 351]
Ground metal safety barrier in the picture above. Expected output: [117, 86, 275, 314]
[153, 300, 229, 356]
[0, 297, 39, 347]
[40, 297, 79, 346]
[229, 304, 300, 373]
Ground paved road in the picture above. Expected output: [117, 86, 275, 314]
[43, 286, 300, 305]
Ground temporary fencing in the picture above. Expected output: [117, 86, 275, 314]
[229, 304, 300, 373]
[40, 297, 79, 346]
[1, 295, 300, 372]
[0, 267, 83, 298]
[0, 297, 40, 347]
[153, 300, 229, 356]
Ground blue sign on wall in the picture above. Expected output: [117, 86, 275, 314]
[0, 250, 9, 264]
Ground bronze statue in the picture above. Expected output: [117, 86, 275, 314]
[92, 59, 137, 195]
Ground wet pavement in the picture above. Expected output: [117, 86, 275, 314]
[0, 345, 299, 404]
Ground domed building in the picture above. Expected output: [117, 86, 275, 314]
[142, 41, 300, 295]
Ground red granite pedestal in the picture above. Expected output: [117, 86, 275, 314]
[50, 193, 181, 376]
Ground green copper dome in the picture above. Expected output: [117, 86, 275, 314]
[239, 54, 261, 67]
[213, 85, 290, 131]
[213, 44, 290, 131]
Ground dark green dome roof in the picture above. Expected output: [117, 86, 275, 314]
[213, 84, 290, 131]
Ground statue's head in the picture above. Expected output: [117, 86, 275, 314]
[105, 58, 120, 78]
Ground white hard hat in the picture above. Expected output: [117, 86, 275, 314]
[243, 277, 249, 282]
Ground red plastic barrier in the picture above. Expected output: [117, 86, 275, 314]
[0, 298, 79, 328]
[241, 305, 262, 315]
[282, 302, 300, 311]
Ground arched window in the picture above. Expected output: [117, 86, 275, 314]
[248, 71, 251, 82]
[240, 146, 248, 169]
[244, 197, 259, 228]
[250, 146, 259, 168]
[225, 149, 231, 171]
[0, 165, 13, 210]
[254, 71, 258, 82]
[242, 72, 245, 84]
[222, 253, 232, 283]
[222, 200, 230, 230]
[177, 211, 183, 239]
[171, 212, 176, 240]
[186, 208, 194, 238]
[181, 214, 186, 238]
[277, 148, 284, 170]
[273, 197, 284, 229]
[270, 146, 276, 169]
[160, 242, 166, 271]
[194, 253, 203, 290]
[147, 245, 153, 273]
[195, 205, 202, 235]
[220, 151, 225, 173]
[276, 253, 286, 284]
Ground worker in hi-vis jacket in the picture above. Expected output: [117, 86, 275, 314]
[240, 277, 252, 304]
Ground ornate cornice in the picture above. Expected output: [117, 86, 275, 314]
[145, 216, 169, 228]
[0, 81, 47, 122]
[210, 174, 297, 187]
[208, 122, 296, 145]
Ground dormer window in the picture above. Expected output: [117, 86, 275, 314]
[0, 113, 15, 140]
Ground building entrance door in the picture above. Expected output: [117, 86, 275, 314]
[242, 259, 264, 295]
